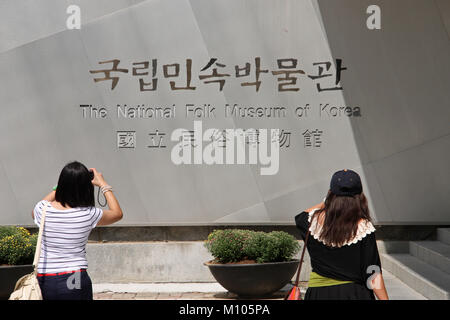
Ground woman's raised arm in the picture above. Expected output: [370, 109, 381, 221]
[90, 168, 123, 226]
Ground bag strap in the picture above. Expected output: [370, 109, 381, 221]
[293, 208, 318, 287]
[33, 202, 48, 274]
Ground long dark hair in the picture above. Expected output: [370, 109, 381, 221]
[55, 161, 94, 208]
[312, 190, 372, 247]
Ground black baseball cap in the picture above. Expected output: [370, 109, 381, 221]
[330, 169, 363, 196]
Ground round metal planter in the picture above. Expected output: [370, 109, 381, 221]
[205, 260, 299, 298]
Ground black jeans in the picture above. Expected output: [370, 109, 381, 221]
[37, 270, 93, 300]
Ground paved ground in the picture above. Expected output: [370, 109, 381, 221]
[93, 281, 295, 300]
[94, 291, 289, 300]
[92, 269, 427, 300]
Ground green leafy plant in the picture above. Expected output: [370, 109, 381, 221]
[205, 229, 253, 263]
[247, 231, 301, 263]
[0, 226, 20, 240]
[205, 229, 300, 264]
[0, 226, 37, 266]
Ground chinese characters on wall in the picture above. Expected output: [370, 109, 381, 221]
[116, 128, 323, 150]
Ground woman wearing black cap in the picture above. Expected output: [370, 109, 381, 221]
[295, 169, 388, 300]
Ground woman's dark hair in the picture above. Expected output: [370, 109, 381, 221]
[312, 190, 372, 247]
[55, 161, 94, 208]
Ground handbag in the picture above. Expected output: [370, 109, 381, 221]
[285, 209, 316, 300]
[9, 202, 48, 300]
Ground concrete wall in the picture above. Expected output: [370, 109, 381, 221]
[315, 0, 450, 224]
[0, 0, 449, 226]
[85, 240, 408, 283]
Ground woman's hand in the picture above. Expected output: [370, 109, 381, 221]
[90, 168, 123, 226]
[372, 273, 389, 300]
[89, 167, 107, 187]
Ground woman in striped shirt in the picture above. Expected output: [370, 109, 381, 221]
[31, 161, 123, 300]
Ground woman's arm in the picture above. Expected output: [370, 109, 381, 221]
[31, 190, 56, 219]
[42, 190, 56, 202]
[371, 273, 389, 300]
[306, 201, 324, 212]
[362, 233, 388, 300]
[90, 168, 123, 226]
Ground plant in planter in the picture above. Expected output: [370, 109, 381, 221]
[0, 226, 37, 299]
[204, 229, 301, 297]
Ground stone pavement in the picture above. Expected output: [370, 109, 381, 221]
[93, 281, 294, 300]
[94, 291, 289, 300]
[93, 269, 427, 300]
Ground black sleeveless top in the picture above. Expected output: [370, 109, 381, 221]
[295, 211, 381, 286]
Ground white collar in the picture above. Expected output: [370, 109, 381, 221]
[307, 208, 376, 247]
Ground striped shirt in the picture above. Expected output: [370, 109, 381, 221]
[33, 200, 103, 274]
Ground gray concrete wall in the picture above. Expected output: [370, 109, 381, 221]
[85, 240, 408, 283]
[0, 0, 449, 226]
[315, 0, 450, 224]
